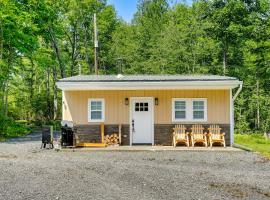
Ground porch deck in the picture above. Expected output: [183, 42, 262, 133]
[60, 146, 242, 152]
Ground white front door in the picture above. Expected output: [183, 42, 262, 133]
[131, 98, 154, 144]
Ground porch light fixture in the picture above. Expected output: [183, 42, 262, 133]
[155, 98, 159, 105]
[63, 101, 67, 110]
[125, 98, 129, 105]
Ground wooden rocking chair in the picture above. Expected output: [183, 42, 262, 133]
[172, 125, 189, 147]
[190, 124, 207, 147]
[208, 125, 226, 147]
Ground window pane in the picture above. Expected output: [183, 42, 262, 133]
[175, 101, 186, 110]
[144, 103, 148, 111]
[91, 101, 102, 110]
[91, 101, 97, 110]
[175, 111, 186, 119]
[193, 111, 204, 119]
[193, 101, 204, 110]
[91, 111, 102, 120]
[95, 101, 102, 110]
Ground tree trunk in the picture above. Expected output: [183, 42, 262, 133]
[46, 68, 51, 120]
[28, 57, 35, 120]
[256, 80, 260, 129]
[0, 19, 3, 60]
[53, 66, 58, 120]
[3, 81, 8, 117]
[0, 19, 4, 112]
[82, 20, 93, 74]
[49, 28, 66, 78]
[223, 47, 227, 75]
[29, 58, 35, 103]
[70, 25, 77, 77]
[84, 28, 92, 74]
[192, 52, 196, 73]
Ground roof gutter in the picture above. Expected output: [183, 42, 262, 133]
[56, 80, 242, 91]
[233, 81, 243, 100]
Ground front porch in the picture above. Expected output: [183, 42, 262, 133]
[61, 123, 231, 147]
[60, 145, 241, 152]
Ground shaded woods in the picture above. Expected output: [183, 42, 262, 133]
[0, 0, 270, 137]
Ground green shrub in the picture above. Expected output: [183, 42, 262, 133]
[0, 115, 31, 140]
[6, 122, 31, 137]
[0, 113, 12, 136]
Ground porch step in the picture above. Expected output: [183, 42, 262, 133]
[76, 143, 107, 147]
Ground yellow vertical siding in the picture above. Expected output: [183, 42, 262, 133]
[62, 90, 230, 124]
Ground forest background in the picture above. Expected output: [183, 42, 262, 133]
[0, 0, 269, 138]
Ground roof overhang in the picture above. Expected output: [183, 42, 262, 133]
[56, 80, 243, 91]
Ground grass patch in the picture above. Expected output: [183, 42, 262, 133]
[0, 120, 31, 141]
[235, 134, 270, 159]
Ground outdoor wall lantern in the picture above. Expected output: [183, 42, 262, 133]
[63, 101, 67, 110]
[125, 98, 129, 105]
[155, 98, 159, 105]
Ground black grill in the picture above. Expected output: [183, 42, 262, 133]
[41, 126, 54, 149]
[61, 126, 74, 147]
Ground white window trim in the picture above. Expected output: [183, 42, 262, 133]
[172, 98, 207, 122]
[88, 98, 105, 123]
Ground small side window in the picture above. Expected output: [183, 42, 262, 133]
[88, 99, 105, 122]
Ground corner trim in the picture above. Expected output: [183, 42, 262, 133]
[230, 89, 234, 146]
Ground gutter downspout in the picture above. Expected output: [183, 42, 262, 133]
[233, 82, 243, 100]
[230, 81, 243, 146]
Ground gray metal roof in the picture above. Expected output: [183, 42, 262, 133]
[58, 74, 239, 82]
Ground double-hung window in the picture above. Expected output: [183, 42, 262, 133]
[88, 99, 105, 122]
[172, 98, 207, 122]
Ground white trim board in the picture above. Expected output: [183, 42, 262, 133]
[57, 80, 243, 91]
[230, 89, 234, 146]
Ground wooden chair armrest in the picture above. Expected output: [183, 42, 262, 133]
[221, 133, 225, 139]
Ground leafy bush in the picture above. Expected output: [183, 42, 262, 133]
[0, 115, 31, 140]
[0, 113, 12, 137]
[6, 122, 31, 138]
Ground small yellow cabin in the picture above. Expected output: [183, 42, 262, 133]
[56, 75, 242, 146]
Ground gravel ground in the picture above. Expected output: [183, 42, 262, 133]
[0, 133, 269, 200]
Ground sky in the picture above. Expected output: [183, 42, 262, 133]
[107, 0, 192, 22]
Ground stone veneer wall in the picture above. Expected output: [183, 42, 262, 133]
[154, 124, 231, 146]
[73, 124, 230, 146]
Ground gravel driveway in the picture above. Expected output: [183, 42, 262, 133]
[0, 132, 269, 200]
